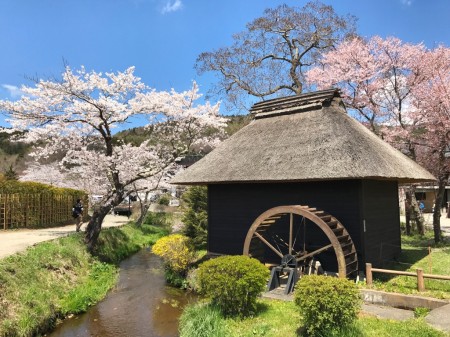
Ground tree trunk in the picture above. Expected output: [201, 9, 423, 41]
[405, 190, 412, 235]
[433, 175, 449, 243]
[84, 206, 110, 252]
[135, 191, 150, 227]
[405, 186, 424, 235]
[136, 203, 151, 227]
[411, 188, 425, 235]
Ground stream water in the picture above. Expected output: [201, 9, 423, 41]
[48, 249, 196, 337]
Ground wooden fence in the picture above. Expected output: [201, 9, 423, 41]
[0, 193, 79, 230]
[366, 263, 450, 292]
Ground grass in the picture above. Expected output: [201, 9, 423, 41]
[0, 221, 169, 337]
[368, 232, 450, 298]
[179, 302, 228, 337]
[179, 299, 446, 337]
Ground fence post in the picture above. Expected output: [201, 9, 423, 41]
[366, 263, 373, 287]
[2, 195, 5, 230]
[417, 268, 425, 292]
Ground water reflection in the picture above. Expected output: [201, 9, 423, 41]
[48, 249, 196, 337]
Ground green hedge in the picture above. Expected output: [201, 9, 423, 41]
[0, 180, 81, 195]
[0, 179, 87, 229]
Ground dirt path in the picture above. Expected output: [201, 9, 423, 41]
[0, 215, 129, 259]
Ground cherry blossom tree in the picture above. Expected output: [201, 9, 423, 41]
[20, 162, 74, 188]
[129, 166, 179, 226]
[412, 46, 450, 241]
[307, 37, 450, 242]
[307, 36, 425, 135]
[0, 66, 224, 249]
[20, 161, 109, 200]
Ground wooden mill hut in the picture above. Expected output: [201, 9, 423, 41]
[172, 89, 435, 278]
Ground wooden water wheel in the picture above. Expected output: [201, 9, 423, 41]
[243, 205, 358, 278]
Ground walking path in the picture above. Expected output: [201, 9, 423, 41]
[401, 212, 450, 237]
[0, 214, 129, 259]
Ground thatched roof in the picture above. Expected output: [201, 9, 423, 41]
[172, 89, 435, 185]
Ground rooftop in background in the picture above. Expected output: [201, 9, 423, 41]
[172, 90, 435, 185]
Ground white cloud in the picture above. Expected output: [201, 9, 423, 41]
[1, 84, 24, 98]
[401, 0, 413, 6]
[161, 0, 183, 14]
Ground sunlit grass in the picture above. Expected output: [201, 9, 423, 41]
[368, 233, 450, 298]
[180, 299, 446, 337]
[0, 222, 168, 337]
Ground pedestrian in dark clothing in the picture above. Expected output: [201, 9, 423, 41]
[72, 199, 84, 232]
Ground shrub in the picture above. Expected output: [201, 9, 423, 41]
[152, 234, 196, 276]
[197, 255, 269, 317]
[158, 194, 170, 205]
[144, 212, 172, 228]
[179, 302, 228, 337]
[186, 268, 200, 292]
[294, 275, 361, 337]
[182, 186, 208, 248]
[414, 307, 430, 318]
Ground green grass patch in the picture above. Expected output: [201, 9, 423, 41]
[0, 222, 168, 337]
[93, 222, 170, 263]
[179, 302, 228, 337]
[368, 233, 450, 299]
[180, 299, 445, 337]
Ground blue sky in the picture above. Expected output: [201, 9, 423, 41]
[1, 0, 449, 118]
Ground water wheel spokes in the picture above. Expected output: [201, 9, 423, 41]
[243, 205, 358, 278]
[295, 243, 333, 263]
[253, 231, 283, 258]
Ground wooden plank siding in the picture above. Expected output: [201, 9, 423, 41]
[361, 180, 401, 267]
[207, 179, 401, 273]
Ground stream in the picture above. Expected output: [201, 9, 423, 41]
[48, 249, 196, 337]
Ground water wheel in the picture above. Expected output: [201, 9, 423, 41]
[243, 205, 358, 278]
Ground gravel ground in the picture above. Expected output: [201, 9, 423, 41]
[0, 214, 129, 259]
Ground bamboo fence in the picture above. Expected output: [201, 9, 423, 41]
[0, 193, 80, 229]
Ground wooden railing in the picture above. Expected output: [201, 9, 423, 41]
[366, 263, 450, 292]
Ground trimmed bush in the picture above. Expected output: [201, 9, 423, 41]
[294, 275, 361, 337]
[179, 302, 228, 337]
[197, 255, 269, 317]
[152, 234, 196, 276]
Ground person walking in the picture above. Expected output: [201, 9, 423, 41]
[72, 199, 84, 232]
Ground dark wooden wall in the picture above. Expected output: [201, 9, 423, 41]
[361, 180, 401, 266]
[207, 179, 401, 271]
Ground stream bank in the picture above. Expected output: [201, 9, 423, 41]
[48, 249, 196, 337]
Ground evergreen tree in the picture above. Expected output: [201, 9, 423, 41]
[182, 186, 208, 249]
[4, 164, 18, 181]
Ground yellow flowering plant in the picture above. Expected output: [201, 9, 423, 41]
[152, 234, 196, 275]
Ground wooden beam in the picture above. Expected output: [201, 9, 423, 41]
[295, 244, 333, 262]
[289, 213, 293, 255]
[254, 232, 283, 258]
